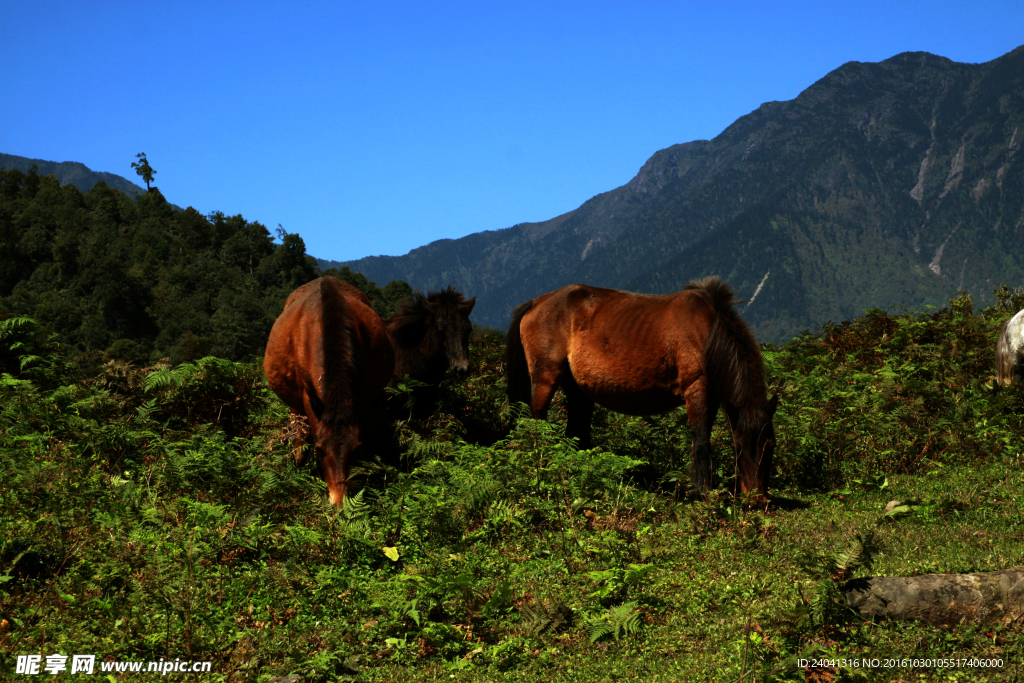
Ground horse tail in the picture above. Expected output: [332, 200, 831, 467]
[315, 279, 357, 429]
[996, 319, 1013, 386]
[505, 299, 535, 408]
[687, 276, 766, 429]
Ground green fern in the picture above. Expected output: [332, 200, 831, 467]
[144, 364, 193, 392]
[340, 488, 369, 523]
[585, 601, 642, 643]
[521, 599, 574, 635]
[805, 530, 879, 583]
[793, 530, 881, 630]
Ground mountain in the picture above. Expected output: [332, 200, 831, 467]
[323, 46, 1024, 342]
[0, 153, 149, 197]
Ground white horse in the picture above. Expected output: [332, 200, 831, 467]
[996, 308, 1024, 386]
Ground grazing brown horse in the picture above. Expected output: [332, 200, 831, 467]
[387, 287, 476, 418]
[505, 277, 778, 501]
[265, 278, 394, 505]
[265, 277, 476, 504]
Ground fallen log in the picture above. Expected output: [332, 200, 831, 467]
[843, 567, 1024, 626]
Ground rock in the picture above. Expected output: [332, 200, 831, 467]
[843, 567, 1024, 626]
[267, 675, 302, 683]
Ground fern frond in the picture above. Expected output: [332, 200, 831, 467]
[586, 601, 641, 642]
[833, 531, 879, 581]
[521, 599, 573, 635]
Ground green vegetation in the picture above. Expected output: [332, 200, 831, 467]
[3, 286, 1024, 681]
[0, 167, 410, 365]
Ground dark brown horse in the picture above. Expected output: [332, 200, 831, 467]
[387, 287, 476, 418]
[265, 277, 476, 504]
[505, 277, 778, 501]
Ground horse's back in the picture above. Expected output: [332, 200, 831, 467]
[265, 277, 393, 414]
[520, 284, 715, 414]
[525, 284, 713, 350]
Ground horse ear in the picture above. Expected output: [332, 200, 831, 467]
[767, 393, 780, 416]
[459, 297, 476, 315]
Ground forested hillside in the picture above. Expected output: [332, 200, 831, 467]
[329, 46, 1024, 342]
[0, 166, 411, 364]
[0, 153, 150, 197]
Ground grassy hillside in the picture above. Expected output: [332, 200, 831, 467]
[3, 287, 1024, 681]
[334, 46, 1024, 342]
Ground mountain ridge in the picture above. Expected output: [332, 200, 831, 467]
[323, 46, 1024, 341]
[0, 153, 150, 197]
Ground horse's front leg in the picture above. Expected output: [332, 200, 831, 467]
[561, 372, 595, 449]
[684, 379, 719, 495]
[527, 361, 561, 421]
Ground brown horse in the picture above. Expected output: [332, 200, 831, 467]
[265, 277, 394, 504]
[265, 277, 476, 504]
[505, 277, 778, 500]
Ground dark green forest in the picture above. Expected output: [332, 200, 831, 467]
[0, 166, 412, 366]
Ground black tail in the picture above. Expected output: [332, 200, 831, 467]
[505, 299, 535, 408]
[996, 319, 1013, 387]
[686, 276, 767, 431]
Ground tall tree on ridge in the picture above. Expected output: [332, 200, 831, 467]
[131, 152, 156, 191]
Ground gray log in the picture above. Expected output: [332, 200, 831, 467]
[843, 567, 1024, 626]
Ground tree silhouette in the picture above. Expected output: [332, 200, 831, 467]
[131, 152, 156, 191]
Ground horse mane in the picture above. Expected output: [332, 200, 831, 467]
[389, 286, 466, 347]
[311, 279, 356, 429]
[685, 276, 768, 431]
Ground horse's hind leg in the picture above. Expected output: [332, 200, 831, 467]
[561, 372, 595, 449]
[684, 379, 718, 495]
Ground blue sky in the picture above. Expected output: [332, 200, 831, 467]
[3, 1, 1022, 263]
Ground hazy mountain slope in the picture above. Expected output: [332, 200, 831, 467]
[0, 153, 149, 196]
[335, 46, 1024, 341]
